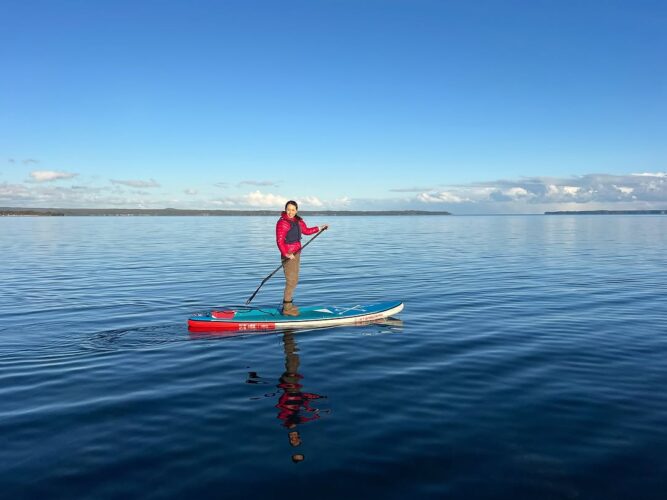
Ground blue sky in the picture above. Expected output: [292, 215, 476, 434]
[1, 0, 665, 213]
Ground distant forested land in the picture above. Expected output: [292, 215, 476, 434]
[1, 209, 65, 216]
[1, 208, 451, 216]
[545, 210, 667, 215]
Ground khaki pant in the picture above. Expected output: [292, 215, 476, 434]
[282, 253, 300, 302]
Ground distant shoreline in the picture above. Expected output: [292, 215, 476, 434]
[0, 207, 452, 217]
[545, 210, 667, 215]
[4, 207, 666, 217]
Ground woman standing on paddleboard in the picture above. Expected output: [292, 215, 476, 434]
[276, 201, 328, 316]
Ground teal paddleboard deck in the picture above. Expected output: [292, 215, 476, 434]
[188, 301, 404, 332]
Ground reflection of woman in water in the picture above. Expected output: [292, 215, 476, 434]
[246, 331, 327, 463]
[276, 331, 326, 463]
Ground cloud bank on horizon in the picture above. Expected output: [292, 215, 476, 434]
[411, 172, 667, 210]
[1, 170, 666, 213]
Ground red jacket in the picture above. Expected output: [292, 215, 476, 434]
[276, 212, 319, 257]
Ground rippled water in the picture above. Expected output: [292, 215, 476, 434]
[1, 215, 666, 498]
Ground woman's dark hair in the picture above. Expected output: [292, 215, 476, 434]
[285, 200, 298, 211]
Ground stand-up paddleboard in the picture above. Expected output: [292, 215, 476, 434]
[188, 301, 404, 332]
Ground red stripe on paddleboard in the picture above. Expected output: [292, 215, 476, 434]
[188, 320, 276, 332]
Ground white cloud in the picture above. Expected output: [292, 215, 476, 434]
[209, 190, 286, 208]
[242, 190, 288, 208]
[0, 181, 168, 208]
[417, 191, 466, 203]
[0, 182, 31, 199]
[506, 187, 529, 197]
[210, 199, 236, 207]
[390, 186, 438, 193]
[184, 188, 198, 195]
[110, 179, 160, 188]
[632, 172, 667, 177]
[299, 196, 324, 207]
[238, 180, 280, 188]
[29, 170, 78, 182]
[6, 158, 40, 165]
[207, 192, 333, 210]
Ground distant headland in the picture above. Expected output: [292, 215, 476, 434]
[0, 207, 451, 217]
[545, 210, 667, 215]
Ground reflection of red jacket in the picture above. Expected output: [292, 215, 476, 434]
[275, 212, 319, 258]
[276, 391, 324, 426]
[275, 373, 326, 427]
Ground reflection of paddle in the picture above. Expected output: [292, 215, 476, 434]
[246, 227, 328, 305]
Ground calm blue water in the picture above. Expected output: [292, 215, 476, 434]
[1, 215, 666, 499]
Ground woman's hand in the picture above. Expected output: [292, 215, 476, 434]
[285, 253, 295, 260]
[320, 224, 329, 231]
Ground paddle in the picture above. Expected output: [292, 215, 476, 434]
[245, 227, 328, 305]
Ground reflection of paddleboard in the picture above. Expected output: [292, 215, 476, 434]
[188, 301, 404, 332]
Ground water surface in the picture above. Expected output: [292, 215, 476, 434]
[1, 215, 666, 498]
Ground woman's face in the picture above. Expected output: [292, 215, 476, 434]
[285, 204, 297, 218]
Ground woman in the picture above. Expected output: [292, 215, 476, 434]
[276, 200, 328, 316]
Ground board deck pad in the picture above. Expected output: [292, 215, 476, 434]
[188, 301, 404, 332]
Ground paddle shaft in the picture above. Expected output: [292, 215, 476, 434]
[245, 227, 328, 305]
